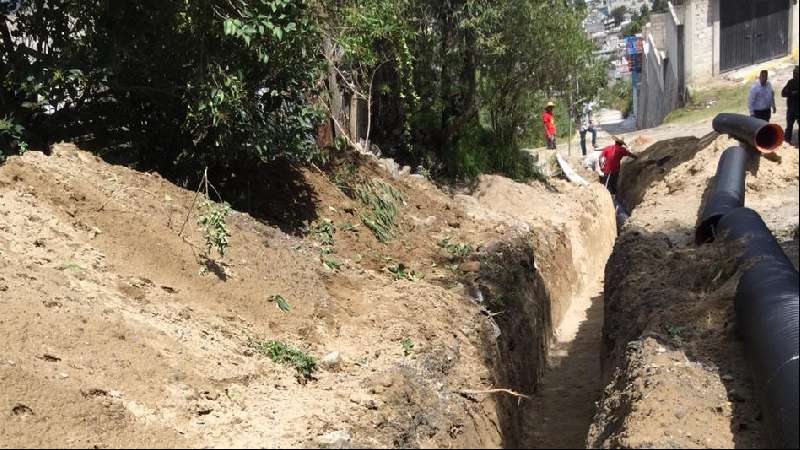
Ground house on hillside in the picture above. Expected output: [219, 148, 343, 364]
[635, 0, 800, 129]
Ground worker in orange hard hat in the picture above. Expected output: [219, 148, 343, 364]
[543, 101, 557, 150]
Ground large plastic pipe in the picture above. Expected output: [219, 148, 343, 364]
[717, 208, 799, 449]
[695, 146, 751, 244]
[713, 113, 785, 153]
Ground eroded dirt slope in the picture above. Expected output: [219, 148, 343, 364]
[1, 143, 617, 448]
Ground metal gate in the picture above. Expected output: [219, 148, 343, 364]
[720, 0, 790, 72]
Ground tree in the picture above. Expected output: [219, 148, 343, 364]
[610, 6, 627, 26]
[1, 0, 323, 173]
[652, 0, 669, 13]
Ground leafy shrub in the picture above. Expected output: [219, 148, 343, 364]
[198, 201, 232, 258]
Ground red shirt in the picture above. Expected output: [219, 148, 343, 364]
[542, 111, 556, 136]
[600, 143, 632, 175]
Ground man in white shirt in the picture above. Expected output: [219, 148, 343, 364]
[583, 148, 604, 179]
[748, 70, 777, 122]
[578, 101, 598, 156]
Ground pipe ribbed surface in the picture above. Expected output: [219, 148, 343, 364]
[695, 146, 751, 244]
[713, 113, 785, 153]
[717, 208, 799, 449]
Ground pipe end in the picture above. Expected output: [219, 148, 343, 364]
[696, 215, 723, 245]
[754, 123, 785, 153]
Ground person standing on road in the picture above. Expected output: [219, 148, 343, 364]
[543, 101, 557, 150]
[748, 70, 777, 122]
[578, 101, 598, 156]
[599, 135, 638, 196]
[781, 66, 799, 147]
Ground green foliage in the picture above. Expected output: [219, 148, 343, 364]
[322, 255, 342, 270]
[664, 84, 749, 124]
[601, 79, 633, 118]
[2, 0, 607, 183]
[198, 201, 232, 258]
[2, 0, 322, 173]
[0, 116, 26, 162]
[386, 263, 423, 281]
[253, 340, 317, 378]
[621, 4, 651, 36]
[401, 338, 414, 356]
[610, 6, 627, 25]
[311, 218, 336, 247]
[355, 179, 403, 243]
[438, 237, 474, 260]
[268, 294, 292, 313]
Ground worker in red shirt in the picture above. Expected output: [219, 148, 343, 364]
[542, 101, 557, 149]
[599, 135, 638, 195]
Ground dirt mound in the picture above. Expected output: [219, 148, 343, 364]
[590, 133, 799, 448]
[1, 143, 618, 448]
[589, 230, 763, 448]
[618, 135, 800, 245]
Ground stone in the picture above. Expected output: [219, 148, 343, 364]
[349, 392, 380, 410]
[320, 351, 342, 369]
[318, 430, 351, 449]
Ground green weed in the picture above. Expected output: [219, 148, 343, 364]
[323, 255, 342, 270]
[198, 200, 231, 258]
[401, 338, 414, 356]
[438, 237, 474, 260]
[252, 340, 317, 379]
[268, 294, 291, 313]
[310, 218, 336, 247]
[355, 179, 404, 243]
[386, 263, 423, 282]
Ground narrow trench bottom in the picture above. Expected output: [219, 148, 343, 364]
[519, 279, 606, 449]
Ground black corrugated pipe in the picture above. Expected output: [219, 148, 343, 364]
[716, 208, 799, 449]
[695, 146, 753, 244]
[713, 113, 785, 153]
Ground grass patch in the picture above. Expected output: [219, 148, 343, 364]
[252, 340, 317, 379]
[664, 84, 749, 124]
[356, 179, 403, 243]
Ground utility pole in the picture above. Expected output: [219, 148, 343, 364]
[568, 74, 573, 156]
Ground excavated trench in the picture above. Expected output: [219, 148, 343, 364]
[464, 179, 619, 448]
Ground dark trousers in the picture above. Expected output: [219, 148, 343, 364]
[600, 172, 620, 195]
[787, 109, 798, 146]
[752, 109, 772, 122]
[546, 135, 557, 150]
[580, 128, 597, 156]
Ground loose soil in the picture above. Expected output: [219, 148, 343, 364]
[588, 132, 799, 449]
[0, 143, 618, 448]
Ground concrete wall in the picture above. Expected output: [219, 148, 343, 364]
[793, 1, 799, 60]
[682, 0, 717, 86]
[646, 13, 668, 50]
[637, 37, 684, 127]
[636, 4, 685, 129]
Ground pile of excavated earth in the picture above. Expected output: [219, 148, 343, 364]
[590, 134, 798, 449]
[0, 143, 616, 448]
[0, 126, 797, 448]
